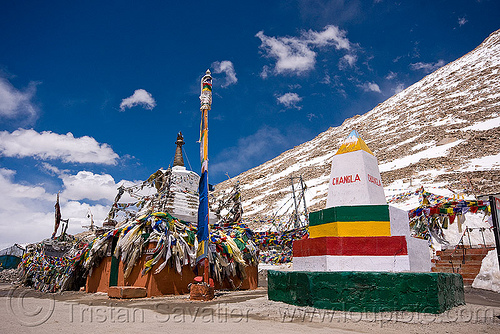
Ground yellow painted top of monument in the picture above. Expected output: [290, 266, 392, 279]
[335, 130, 374, 156]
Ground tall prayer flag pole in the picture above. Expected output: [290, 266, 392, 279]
[52, 192, 61, 239]
[197, 69, 212, 284]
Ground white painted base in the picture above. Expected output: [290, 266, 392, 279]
[389, 205, 411, 237]
[293, 255, 411, 272]
[407, 237, 432, 272]
[166, 166, 217, 224]
[389, 205, 432, 272]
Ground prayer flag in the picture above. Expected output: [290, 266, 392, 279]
[197, 70, 212, 263]
[52, 193, 61, 239]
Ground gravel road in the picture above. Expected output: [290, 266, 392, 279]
[1, 283, 499, 334]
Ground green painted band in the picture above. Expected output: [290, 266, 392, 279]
[267, 270, 465, 314]
[309, 205, 390, 226]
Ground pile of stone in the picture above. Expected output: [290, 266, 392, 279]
[0, 268, 20, 283]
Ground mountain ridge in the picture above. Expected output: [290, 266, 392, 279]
[213, 29, 500, 223]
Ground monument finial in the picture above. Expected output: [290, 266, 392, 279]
[173, 131, 185, 167]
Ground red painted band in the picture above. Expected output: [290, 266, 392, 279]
[293, 236, 408, 257]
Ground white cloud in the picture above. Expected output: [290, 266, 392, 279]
[302, 25, 351, 49]
[385, 71, 397, 80]
[0, 129, 119, 165]
[0, 169, 68, 247]
[256, 25, 352, 75]
[260, 65, 270, 79]
[307, 113, 318, 121]
[0, 209, 54, 250]
[458, 17, 468, 26]
[359, 82, 381, 93]
[338, 54, 357, 69]
[321, 73, 331, 84]
[0, 168, 52, 207]
[57, 169, 140, 204]
[337, 88, 347, 98]
[40, 165, 135, 203]
[0, 167, 127, 249]
[256, 31, 316, 74]
[410, 59, 446, 73]
[61, 200, 110, 232]
[0, 77, 38, 121]
[119, 89, 156, 111]
[277, 92, 303, 110]
[394, 83, 406, 94]
[61, 171, 120, 202]
[40, 162, 70, 176]
[211, 61, 238, 87]
[393, 55, 402, 63]
[211, 127, 290, 177]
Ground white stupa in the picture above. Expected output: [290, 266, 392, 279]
[165, 132, 216, 223]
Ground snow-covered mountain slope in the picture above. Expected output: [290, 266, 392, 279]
[214, 29, 500, 222]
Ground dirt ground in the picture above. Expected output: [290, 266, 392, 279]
[1, 283, 499, 334]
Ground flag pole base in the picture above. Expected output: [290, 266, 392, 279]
[189, 276, 215, 301]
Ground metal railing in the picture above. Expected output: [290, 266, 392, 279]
[448, 226, 495, 273]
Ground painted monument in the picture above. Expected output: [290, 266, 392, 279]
[294, 130, 431, 272]
[268, 130, 465, 314]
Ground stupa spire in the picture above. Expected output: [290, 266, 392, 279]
[173, 131, 185, 167]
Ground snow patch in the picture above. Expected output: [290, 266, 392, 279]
[461, 115, 500, 131]
[472, 249, 500, 293]
[412, 142, 435, 151]
[432, 116, 466, 126]
[379, 140, 463, 172]
[461, 153, 500, 171]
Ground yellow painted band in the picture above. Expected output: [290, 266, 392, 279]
[309, 221, 391, 238]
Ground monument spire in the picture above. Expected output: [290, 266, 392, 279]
[173, 131, 185, 167]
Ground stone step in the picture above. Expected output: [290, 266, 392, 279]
[432, 267, 482, 275]
[438, 247, 493, 253]
[430, 270, 478, 284]
[432, 262, 482, 269]
[437, 247, 494, 256]
[461, 272, 481, 279]
[431, 267, 455, 273]
[463, 278, 475, 286]
[437, 254, 489, 262]
[429, 267, 475, 275]
[437, 251, 491, 258]
[431, 247, 493, 287]
[108, 286, 147, 299]
[438, 260, 484, 268]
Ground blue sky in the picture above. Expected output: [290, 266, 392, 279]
[0, 0, 499, 248]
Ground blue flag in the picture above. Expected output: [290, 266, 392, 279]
[196, 170, 209, 262]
